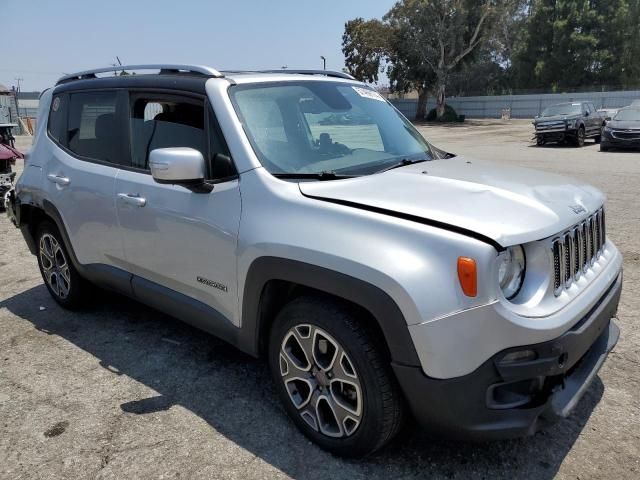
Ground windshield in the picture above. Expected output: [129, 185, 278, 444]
[229, 81, 433, 176]
[613, 108, 640, 121]
[541, 103, 583, 117]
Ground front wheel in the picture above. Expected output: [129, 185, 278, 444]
[574, 127, 585, 147]
[36, 221, 87, 309]
[268, 296, 404, 457]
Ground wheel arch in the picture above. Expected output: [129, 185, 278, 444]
[240, 256, 421, 367]
[17, 199, 84, 274]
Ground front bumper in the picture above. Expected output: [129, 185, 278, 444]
[535, 128, 576, 142]
[393, 272, 621, 440]
[601, 132, 640, 149]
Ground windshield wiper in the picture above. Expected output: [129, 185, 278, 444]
[272, 171, 356, 181]
[376, 158, 430, 174]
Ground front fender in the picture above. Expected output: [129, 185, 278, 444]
[240, 256, 421, 366]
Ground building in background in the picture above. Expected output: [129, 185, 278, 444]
[0, 84, 13, 124]
[0, 86, 40, 134]
[16, 91, 40, 119]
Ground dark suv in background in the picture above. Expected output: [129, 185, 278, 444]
[534, 102, 605, 147]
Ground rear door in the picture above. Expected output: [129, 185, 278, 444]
[585, 103, 599, 136]
[588, 103, 602, 134]
[42, 89, 128, 266]
[114, 91, 241, 324]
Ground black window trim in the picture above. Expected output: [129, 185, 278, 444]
[127, 90, 208, 174]
[46, 86, 239, 183]
[47, 88, 132, 170]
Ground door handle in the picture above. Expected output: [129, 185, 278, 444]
[47, 174, 70, 186]
[117, 193, 147, 207]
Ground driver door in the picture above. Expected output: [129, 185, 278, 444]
[115, 91, 241, 324]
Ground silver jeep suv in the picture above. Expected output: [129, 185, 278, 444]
[7, 65, 622, 457]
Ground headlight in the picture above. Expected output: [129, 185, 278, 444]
[497, 246, 526, 300]
[604, 125, 612, 132]
[566, 119, 577, 129]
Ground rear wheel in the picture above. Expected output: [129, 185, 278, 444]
[268, 296, 404, 457]
[36, 221, 87, 309]
[536, 136, 545, 146]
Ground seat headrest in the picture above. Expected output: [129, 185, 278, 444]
[95, 113, 116, 139]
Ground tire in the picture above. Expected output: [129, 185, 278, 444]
[36, 221, 87, 309]
[536, 136, 545, 146]
[600, 145, 609, 152]
[268, 295, 404, 457]
[594, 135, 601, 144]
[574, 127, 585, 147]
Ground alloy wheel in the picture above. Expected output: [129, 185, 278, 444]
[279, 324, 363, 438]
[39, 233, 71, 299]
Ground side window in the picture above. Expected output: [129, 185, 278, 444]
[129, 95, 205, 170]
[47, 94, 68, 144]
[67, 91, 126, 164]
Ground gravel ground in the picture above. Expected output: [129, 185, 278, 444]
[1, 123, 639, 479]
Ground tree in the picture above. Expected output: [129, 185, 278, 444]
[510, 0, 635, 90]
[343, 1, 511, 119]
[342, 18, 391, 84]
[388, 0, 501, 117]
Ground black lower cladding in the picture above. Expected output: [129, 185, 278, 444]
[393, 272, 622, 440]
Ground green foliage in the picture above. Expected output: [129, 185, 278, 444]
[426, 104, 459, 122]
[510, 0, 640, 90]
[342, 0, 640, 112]
[342, 0, 507, 119]
[342, 18, 391, 84]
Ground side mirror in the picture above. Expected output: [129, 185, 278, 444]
[149, 147, 211, 192]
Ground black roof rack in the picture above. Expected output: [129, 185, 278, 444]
[57, 64, 224, 85]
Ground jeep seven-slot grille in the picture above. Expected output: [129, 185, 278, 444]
[552, 208, 606, 295]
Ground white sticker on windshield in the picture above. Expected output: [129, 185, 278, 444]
[352, 86, 386, 102]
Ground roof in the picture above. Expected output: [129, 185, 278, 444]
[0, 83, 10, 94]
[52, 70, 361, 95]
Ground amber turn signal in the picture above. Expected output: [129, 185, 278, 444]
[457, 257, 477, 297]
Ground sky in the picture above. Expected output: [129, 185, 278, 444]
[3, 0, 392, 92]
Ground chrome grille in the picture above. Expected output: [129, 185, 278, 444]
[552, 208, 606, 296]
[611, 129, 640, 140]
[536, 121, 566, 132]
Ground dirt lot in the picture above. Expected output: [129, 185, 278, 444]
[1, 122, 639, 479]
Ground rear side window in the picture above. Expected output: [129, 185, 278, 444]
[47, 94, 68, 144]
[67, 91, 127, 164]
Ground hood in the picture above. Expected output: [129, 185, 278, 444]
[535, 114, 579, 124]
[607, 120, 640, 130]
[298, 157, 604, 248]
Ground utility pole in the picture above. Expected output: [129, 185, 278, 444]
[14, 77, 24, 118]
[320, 56, 326, 70]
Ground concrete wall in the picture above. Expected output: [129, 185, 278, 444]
[391, 90, 640, 119]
